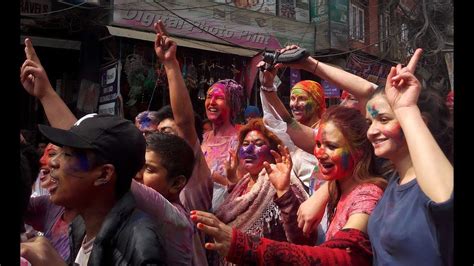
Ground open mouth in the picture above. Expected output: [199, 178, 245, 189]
[39, 168, 50, 181]
[207, 107, 219, 113]
[319, 162, 335, 174]
[48, 172, 59, 193]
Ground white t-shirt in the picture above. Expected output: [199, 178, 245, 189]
[74, 236, 95, 266]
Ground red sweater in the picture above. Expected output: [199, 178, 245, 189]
[226, 228, 373, 265]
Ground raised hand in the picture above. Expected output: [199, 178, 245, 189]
[224, 150, 239, 184]
[154, 20, 178, 65]
[384, 48, 423, 112]
[257, 60, 281, 88]
[20, 38, 54, 99]
[264, 145, 292, 197]
[277, 44, 314, 71]
[190, 210, 233, 257]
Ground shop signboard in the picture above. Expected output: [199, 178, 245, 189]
[112, 0, 315, 53]
[321, 79, 340, 98]
[20, 0, 51, 15]
[345, 54, 392, 87]
[97, 62, 120, 115]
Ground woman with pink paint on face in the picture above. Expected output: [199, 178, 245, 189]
[190, 106, 387, 266]
[365, 49, 453, 265]
[31, 143, 59, 197]
[25, 143, 79, 261]
[201, 79, 245, 210]
[205, 118, 314, 265]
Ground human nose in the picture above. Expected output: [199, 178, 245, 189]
[135, 168, 144, 181]
[48, 152, 60, 170]
[314, 146, 328, 160]
[366, 122, 379, 139]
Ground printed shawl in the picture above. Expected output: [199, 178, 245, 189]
[215, 168, 308, 237]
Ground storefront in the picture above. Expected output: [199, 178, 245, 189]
[98, 0, 316, 121]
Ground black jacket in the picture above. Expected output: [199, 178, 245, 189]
[68, 192, 166, 265]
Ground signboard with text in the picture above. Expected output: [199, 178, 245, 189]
[112, 0, 315, 53]
[98, 62, 120, 115]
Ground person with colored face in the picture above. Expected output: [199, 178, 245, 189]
[340, 90, 360, 110]
[203, 118, 315, 265]
[365, 49, 453, 266]
[289, 80, 326, 128]
[38, 143, 60, 189]
[26, 142, 79, 262]
[189, 106, 387, 265]
[135, 110, 161, 136]
[201, 78, 244, 210]
[256, 45, 379, 239]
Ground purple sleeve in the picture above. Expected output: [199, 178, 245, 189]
[131, 180, 190, 229]
[179, 141, 213, 212]
[25, 195, 49, 231]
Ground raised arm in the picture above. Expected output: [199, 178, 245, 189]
[258, 62, 316, 153]
[20, 38, 77, 129]
[387, 49, 453, 203]
[279, 45, 376, 114]
[154, 21, 198, 148]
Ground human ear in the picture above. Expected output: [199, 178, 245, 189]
[169, 175, 187, 194]
[93, 164, 114, 186]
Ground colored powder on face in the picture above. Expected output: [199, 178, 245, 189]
[340, 149, 350, 170]
[138, 115, 152, 130]
[291, 88, 306, 96]
[76, 152, 90, 171]
[239, 143, 256, 159]
[367, 105, 379, 118]
[304, 99, 316, 113]
[384, 123, 405, 145]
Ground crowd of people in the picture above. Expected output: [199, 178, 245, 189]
[19, 20, 453, 266]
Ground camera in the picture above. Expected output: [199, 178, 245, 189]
[262, 47, 310, 70]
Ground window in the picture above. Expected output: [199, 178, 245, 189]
[379, 11, 390, 51]
[401, 23, 408, 43]
[349, 4, 365, 42]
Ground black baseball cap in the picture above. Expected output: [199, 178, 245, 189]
[38, 113, 146, 178]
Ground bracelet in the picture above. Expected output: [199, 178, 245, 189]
[260, 84, 277, 92]
[312, 60, 319, 75]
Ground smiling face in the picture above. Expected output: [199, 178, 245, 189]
[39, 143, 60, 189]
[205, 85, 230, 125]
[290, 88, 317, 125]
[313, 121, 355, 181]
[135, 150, 172, 199]
[366, 94, 407, 160]
[238, 130, 272, 176]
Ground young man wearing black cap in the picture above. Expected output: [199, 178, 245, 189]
[24, 113, 166, 265]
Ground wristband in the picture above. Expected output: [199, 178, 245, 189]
[260, 84, 277, 92]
